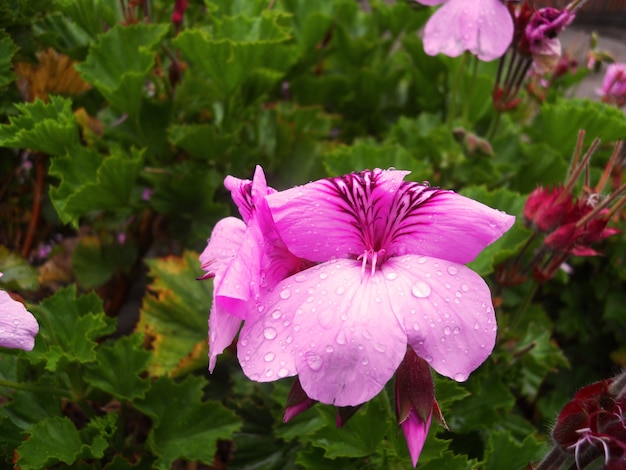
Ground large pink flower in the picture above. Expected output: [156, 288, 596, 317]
[237, 169, 514, 406]
[0, 273, 39, 351]
[417, 0, 514, 61]
[599, 63, 626, 107]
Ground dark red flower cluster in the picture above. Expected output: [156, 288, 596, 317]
[547, 375, 626, 469]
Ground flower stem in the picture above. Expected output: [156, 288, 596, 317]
[447, 52, 469, 127]
[510, 281, 539, 332]
[0, 379, 71, 397]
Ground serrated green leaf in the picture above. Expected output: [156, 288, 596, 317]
[460, 186, 531, 276]
[72, 236, 138, 288]
[417, 451, 474, 470]
[0, 96, 79, 155]
[0, 246, 39, 291]
[483, 430, 546, 470]
[134, 375, 242, 470]
[49, 146, 144, 225]
[33, 12, 91, 56]
[76, 23, 169, 116]
[137, 251, 211, 377]
[16, 416, 82, 469]
[0, 32, 17, 88]
[84, 333, 150, 401]
[309, 396, 389, 459]
[532, 98, 626, 154]
[27, 285, 115, 371]
[173, 20, 298, 99]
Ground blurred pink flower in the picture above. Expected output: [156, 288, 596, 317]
[416, 0, 514, 61]
[599, 63, 626, 107]
[236, 168, 514, 406]
[0, 274, 39, 351]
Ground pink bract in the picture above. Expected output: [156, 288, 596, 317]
[236, 168, 515, 406]
[0, 274, 39, 351]
[417, 0, 514, 61]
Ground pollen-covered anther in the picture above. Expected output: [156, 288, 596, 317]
[358, 248, 386, 278]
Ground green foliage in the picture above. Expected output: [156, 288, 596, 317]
[0, 1, 625, 469]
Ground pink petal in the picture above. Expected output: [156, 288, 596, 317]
[224, 165, 275, 223]
[199, 217, 246, 277]
[0, 290, 39, 351]
[382, 255, 496, 381]
[387, 187, 515, 264]
[238, 258, 407, 406]
[208, 303, 242, 372]
[401, 410, 432, 467]
[266, 169, 410, 263]
[423, 0, 514, 61]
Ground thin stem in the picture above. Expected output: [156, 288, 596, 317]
[446, 52, 469, 127]
[21, 153, 45, 258]
[510, 281, 539, 332]
[0, 379, 71, 397]
[534, 446, 568, 470]
[462, 55, 479, 122]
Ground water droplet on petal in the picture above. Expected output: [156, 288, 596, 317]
[455, 372, 467, 381]
[295, 274, 307, 282]
[444, 326, 451, 335]
[461, 283, 469, 292]
[336, 331, 347, 344]
[336, 286, 345, 295]
[278, 368, 289, 377]
[453, 326, 461, 334]
[374, 343, 386, 353]
[264, 352, 275, 362]
[413, 323, 420, 331]
[319, 272, 328, 280]
[286, 335, 293, 344]
[325, 345, 334, 353]
[305, 353, 323, 371]
[473, 322, 480, 330]
[417, 257, 427, 264]
[386, 272, 398, 281]
[455, 290, 462, 298]
[411, 281, 431, 298]
[241, 338, 248, 347]
[271, 310, 282, 319]
[447, 265, 458, 275]
[250, 373, 260, 381]
[263, 327, 277, 340]
[280, 288, 291, 299]
[265, 370, 274, 378]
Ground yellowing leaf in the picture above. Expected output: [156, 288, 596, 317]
[14, 48, 91, 102]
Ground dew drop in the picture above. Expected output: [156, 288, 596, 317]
[263, 327, 277, 340]
[374, 343, 386, 353]
[258, 305, 265, 313]
[444, 282, 451, 289]
[271, 310, 282, 320]
[336, 331, 347, 345]
[411, 281, 431, 298]
[319, 272, 328, 280]
[386, 272, 398, 281]
[264, 352, 276, 362]
[413, 322, 420, 331]
[447, 265, 458, 275]
[249, 373, 260, 381]
[453, 326, 461, 334]
[362, 329, 373, 340]
[241, 338, 248, 347]
[455, 290, 462, 298]
[325, 345, 334, 353]
[278, 368, 289, 378]
[336, 286, 346, 295]
[305, 353, 323, 371]
[473, 322, 480, 330]
[265, 370, 274, 378]
[444, 326, 452, 335]
[454, 372, 467, 381]
[461, 283, 469, 292]
[286, 335, 293, 344]
[280, 288, 291, 300]
[417, 256, 427, 264]
[361, 357, 369, 365]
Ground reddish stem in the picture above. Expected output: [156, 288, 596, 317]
[21, 154, 45, 258]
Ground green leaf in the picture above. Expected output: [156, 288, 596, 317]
[0, 96, 79, 155]
[49, 146, 144, 225]
[28, 285, 115, 371]
[483, 430, 547, 470]
[309, 395, 390, 458]
[0, 32, 17, 88]
[531, 98, 626, 154]
[173, 13, 298, 100]
[460, 186, 531, 276]
[16, 416, 83, 469]
[134, 375, 242, 470]
[0, 246, 39, 291]
[72, 236, 138, 288]
[167, 123, 236, 160]
[76, 23, 169, 116]
[84, 333, 151, 401]
[417, 451, 474, 470]
[137, 251, 211, 377]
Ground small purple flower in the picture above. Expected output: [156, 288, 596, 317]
[416, 0, 514, 61]
[235, 168, 514, 406]
[599, 63, 626, 107]
[0, 273, 39, 351]
[524, 7, 575, 74]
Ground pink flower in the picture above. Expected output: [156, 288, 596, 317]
[237, 168, 514, 406]
[0, 273, 39, 351]
[199, 166, 302, 371]
[599, 63, 626, 107]
[417, 0, 514, 61]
